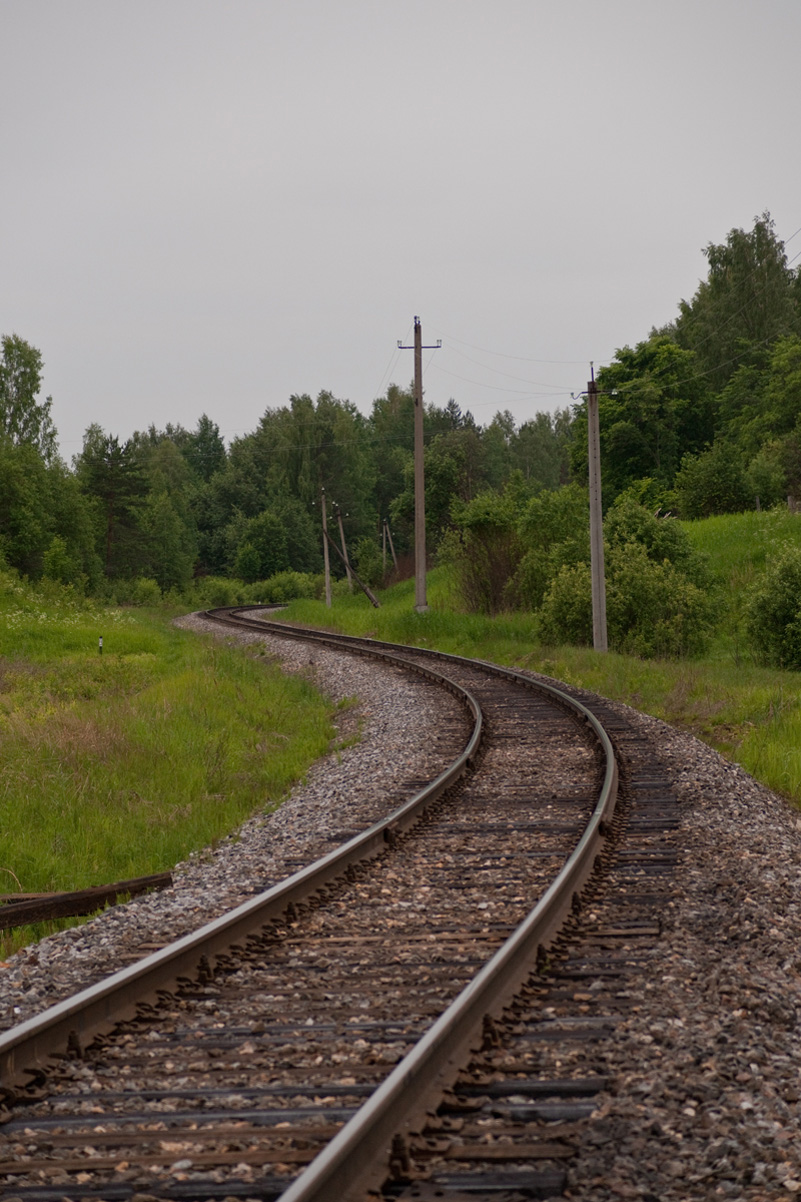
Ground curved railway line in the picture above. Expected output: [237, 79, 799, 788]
[0, 608, 681, 1202]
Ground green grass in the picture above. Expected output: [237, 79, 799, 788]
[0, 572, 336, 953]
[680, 509, 801, 656]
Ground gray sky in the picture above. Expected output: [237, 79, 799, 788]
[2, 0, 800, 459]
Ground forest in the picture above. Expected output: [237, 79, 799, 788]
[3, 211, 801, 664]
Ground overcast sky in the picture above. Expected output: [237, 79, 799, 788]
[2, 0, 799, 459]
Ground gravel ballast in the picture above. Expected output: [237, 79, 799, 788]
[0, 614, 468, 1031]
[3, 618, 801, 1196]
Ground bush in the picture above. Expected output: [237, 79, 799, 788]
[193, 576, 245, 608]
[42, 535, 85, 591]
[605, 542, 714, 658]
[538, 561, 593, 646]
[674, 442, 752, 518]
[746, 542, 801, 668]
[604, 496, 710, 587]
[242, 571, 323, 604]
[114, 576, 163, 607]
[442, 482, 528, 615]
[510, 484, 590, 609]
[539, 541, 715, 658]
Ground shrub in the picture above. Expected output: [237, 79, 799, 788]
[194, 576, 245, 608]
[539, 541, 715, 658]
[605, 541, 715, 658]
[352, 536, 384, 588]
[442, 481, 528, 614]
[674, 442, 752, 518]
[242, 571, 323, 604]
[42, 535, 85, 591]
[114, 576, 163, 607]
[746, 542, 801, 668]
[604, 496, 710, 587]
[538, 561, 593, 646]
[510, 484, 590, 609]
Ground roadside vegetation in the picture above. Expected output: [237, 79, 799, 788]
[0, 571, 336, 953]
[279, 513, 801, 811]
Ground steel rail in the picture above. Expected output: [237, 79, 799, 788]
[204, 609, 619, 1202]
[0, 644, 482, 1091]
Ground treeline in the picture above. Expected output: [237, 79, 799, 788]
[0, 336, 572, 599]
[3, 210, 800, 661]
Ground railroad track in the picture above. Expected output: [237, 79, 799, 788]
[0, 609, 679, 1202]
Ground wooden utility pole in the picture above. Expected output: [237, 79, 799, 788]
[384, 518, 398, 571]
[321, 487, 332, 608]
[587, 370, 608, 652]
[335, 506, 353, 591]
[322, 527, 381, 607]
[398, 317, 440, 611]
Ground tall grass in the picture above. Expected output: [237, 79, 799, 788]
[0, 572, 336, 952]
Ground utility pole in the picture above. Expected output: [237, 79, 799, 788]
[398, 317, 441, 611]
[321, 487, 332, 608]
[384, 518, 398, 572]
[335, 505, 353, 591]
[587, 367, 608, 652]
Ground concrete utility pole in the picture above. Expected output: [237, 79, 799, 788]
[587, 370, 608, 652]
[321, 487, 332, 608]
[398, 317, 441, 611]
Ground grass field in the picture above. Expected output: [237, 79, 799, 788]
[0, 573, 336, 953]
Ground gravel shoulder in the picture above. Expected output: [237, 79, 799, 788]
[565, 703, 801, 1200]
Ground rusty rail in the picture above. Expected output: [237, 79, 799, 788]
[0, 873, 173, 930]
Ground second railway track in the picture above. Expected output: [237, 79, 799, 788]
[0, 609, 681, 1202]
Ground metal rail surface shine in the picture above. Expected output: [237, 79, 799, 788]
[203, 608, 620, 1202]
[0, 635, 482, 1090]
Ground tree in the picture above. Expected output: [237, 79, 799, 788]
[183, 414, 227, 482]
[675, 212, 800, 393]
[510, 409, 573, 490]
[75, 426, 149, 578]
[369, 384, 416, 529]
[140, 491, 196, 592]
[570, 335, 714, 503]
[236, 509, 290, 580]
[0, 440, 54, 574]
[0, 334, 57, 460]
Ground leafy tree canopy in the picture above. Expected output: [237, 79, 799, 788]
[675, 211, 800, 393]
[0, 334, 57, 460]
